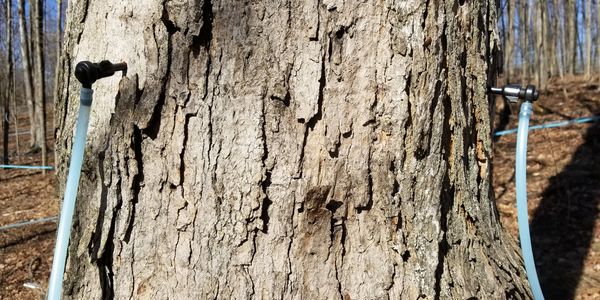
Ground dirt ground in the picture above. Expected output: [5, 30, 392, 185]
[1, 78, 599, 299]
[0, 112, 58, 300]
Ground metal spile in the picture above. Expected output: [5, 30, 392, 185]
[489, 84, 539, 103]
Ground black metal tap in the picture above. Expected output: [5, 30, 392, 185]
[488, 84, 539, 103]
[75, 60, 128, 88]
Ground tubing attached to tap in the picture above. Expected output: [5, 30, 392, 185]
[47, 61, 126, 300]
[515, 101, 544, 300]
[489, 83, 544, 300]
[46, 88, 93, 300]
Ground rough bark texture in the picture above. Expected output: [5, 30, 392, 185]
[55, 1, 530, 299]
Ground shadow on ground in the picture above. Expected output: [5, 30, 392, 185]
[531, 117, 600, 300]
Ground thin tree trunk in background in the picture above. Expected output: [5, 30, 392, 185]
[32, 0, 47, 172]
[3, 0, 13, 164]
[12, 88, 20, 161]
[540, 0, 548, 90]
[17, 0, 36, 149]
[585, 0, 591, 78]
[534, 1, 541, 87]
[52, 0, 61, 135]
[505, 0, 515, 82]
[520, 0, 529, 80]
[55, 1, 531, 299]
[529, 2, 535, 80]
[597, 0, 600, 78]
[571, 0, 578, 74]
[554, 0, 565, 78]
[565, 0, 573, 74]
[547, 2, 555, 77]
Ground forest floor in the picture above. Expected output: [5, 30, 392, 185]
[0, 78, 599, 299]
[0, 111, 58, 300]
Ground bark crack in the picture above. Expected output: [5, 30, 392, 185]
[295, 54, 326, 178]
[97, 170, 122, 300]
[124, 125, 144, 243]
[433, 170, 453, 300]
[259, 95, 273, 232]
[191, 0, 213, 55]
[434, 84, 454, 300]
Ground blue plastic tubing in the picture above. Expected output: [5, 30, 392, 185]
[47, 88, 93, 300]
[495, 115, 600, 136]
[515, 102, 544, 300]
[0, 164, 54, 170]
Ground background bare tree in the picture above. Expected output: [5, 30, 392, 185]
[500, 0, 600, 88]
[584, 0, 592, 78]
[17, 0, 37, 150]
[2, 0, 13, 164]
[31, 0, 47, 171]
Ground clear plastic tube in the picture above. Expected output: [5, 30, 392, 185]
[515, 101, 545, 300]
[47, 88, 93, 300]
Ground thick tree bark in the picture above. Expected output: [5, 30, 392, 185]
[17, 0, 37, 148]
[55, 1, 531, 299]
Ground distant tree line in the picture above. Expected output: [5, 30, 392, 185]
[0, 0, 63, 169]
[499, 0, 600, 90]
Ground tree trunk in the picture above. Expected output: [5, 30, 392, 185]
[534, 1, 540, 88]
[504, 0, 515, 82]
[12, 85, 20, 161]
[31, 0, 47, 170]
[597, 0, 600, 78]
[3, 0, 13, 164]
[519, 0, 528, 80]
[536, 0, 547, 90]
[565, 0, 573, 74]
[554, 0, 565, 79]
[55, 1, 531, 299]
[547, 1, 556, 78]
[562, 0, 569, 75]
[17, 0, 36, 149]
[52, 0, 62, 135]
[584, 0, 591, 78]
[569, 0, 578, 74]
[528, 2, 535, 80]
